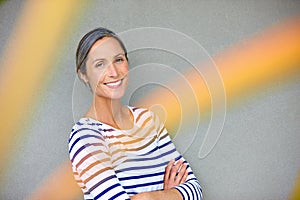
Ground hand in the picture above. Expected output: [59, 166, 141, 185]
[163, 159, 188, 190]
[131, 159, 188, 200]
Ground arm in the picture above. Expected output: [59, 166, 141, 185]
[163, 159, 188, 190]
[130, 188, 182, 200]
[160, 134, 203, 199]
[68, 126, 130, 200]
[131, 110, 202, 200]
[70, 131, 186, 200]
[154, 114, 203, 199]
[130, 159, 188, 200]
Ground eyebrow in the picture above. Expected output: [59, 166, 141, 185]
[92, 53, 125, 64]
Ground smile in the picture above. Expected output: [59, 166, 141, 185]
[104, 78, 123, 88]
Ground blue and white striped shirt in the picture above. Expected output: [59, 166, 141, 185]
[69, 106, 203, 199]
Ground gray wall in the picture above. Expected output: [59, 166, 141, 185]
[1, 0, 300, 199]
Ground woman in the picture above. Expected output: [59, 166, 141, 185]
[68, 27, 203, 199]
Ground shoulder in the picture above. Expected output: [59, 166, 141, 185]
[129, 106, 163, 131]
[68, 118, 109, 156]
[129, 106, 155, 117]
[69, 118, 104, 144]
[129, 106, 150, 114]
[129, 106, 157, 123]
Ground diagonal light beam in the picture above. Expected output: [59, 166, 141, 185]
[28, 15, 300, 199]
[0, 0, 83, 182]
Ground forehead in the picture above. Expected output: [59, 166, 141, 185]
[88, 37, 124, 59]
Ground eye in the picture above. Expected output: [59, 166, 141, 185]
[115, 57, 124, 63]
[96, 62, 104, 68]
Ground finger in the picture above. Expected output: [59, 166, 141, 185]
[175, 163, 187, 184]
[169, 159, 183, 182]
[180, 166, 189, 184]
[164, 159, 175, 179]
[164, 159, 175, 188]
[175, 163, 187, 181]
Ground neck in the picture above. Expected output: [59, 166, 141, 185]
[86, 96, 132, 129]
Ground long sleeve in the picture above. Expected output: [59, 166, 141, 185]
[68, 124, 130, 200]
[156, 117, 203, 200]
[69, 108, 203, 200]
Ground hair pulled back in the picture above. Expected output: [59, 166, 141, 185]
[76, 27, 128, 75]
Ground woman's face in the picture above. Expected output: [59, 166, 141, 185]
[81, 37, 129, 100]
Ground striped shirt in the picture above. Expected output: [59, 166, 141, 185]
[69, 106, 203, 199]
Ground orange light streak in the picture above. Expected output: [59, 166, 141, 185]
[0, 0, 83, 183]
[28, 15, 300, 199]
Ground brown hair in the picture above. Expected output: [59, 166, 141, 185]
[76, 27, 128, 75]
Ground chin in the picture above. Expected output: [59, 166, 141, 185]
[106, 90, 126, 100]
[111, 93, 125, 100]
[94, 86, 126, 100]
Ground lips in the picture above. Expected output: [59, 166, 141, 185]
[104, 79, 123, 89]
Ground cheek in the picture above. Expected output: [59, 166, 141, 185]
[89, 73, 104, 90]
[95, 74, 105, 85]
[121, 63, 129, 74]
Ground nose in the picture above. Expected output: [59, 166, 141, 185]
[107, 63, 118, 77]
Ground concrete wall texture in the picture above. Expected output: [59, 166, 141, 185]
[0, 0, 300, 199]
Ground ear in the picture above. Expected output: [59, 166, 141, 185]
[78, 69, 89, 83]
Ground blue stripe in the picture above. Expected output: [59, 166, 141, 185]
[117, 154, 182, 173]
[115, 161, 167, 173]
[90, 175, 116, 191]
[175, 187, 185, 199]
[200, 186, 203, 199]
[87, 122, 102, 126]
[190, 182, 198, 199]
[186, 182, 195, 200]
[71, 145, 85, 162]
[123, 180, 163, 189]
[193, 180, 203, 200]
[71, 142, 104, 162]
[187, 177, 198, 182]
[178, 184, 191, 199]
[158, 140, 172, 149]
[126, 148, 176, 163]
[69, 127, 103, 143]
[184, 185, 191, 200]
[175, 155, 183, 161]
[110, 191, 128, 200]
[69, 130, 104, 153]
[76, 121, 84, 126]
[140, 146, 158, 155]
[94, 183, 122, 199]
[119, 171, 165, 181]
[127, 191, 138, 195]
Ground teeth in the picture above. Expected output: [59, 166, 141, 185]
[106, 80, 122, 87]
